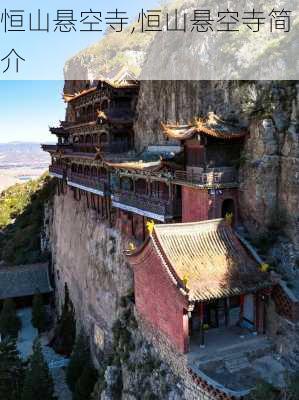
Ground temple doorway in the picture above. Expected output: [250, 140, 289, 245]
[221, 198, 235, 224]
[243, 294, 255, 329]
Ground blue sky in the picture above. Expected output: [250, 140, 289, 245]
[0, 0, 158, 79]
[0, 81, 65, 143]
[0, 1, 159, 142]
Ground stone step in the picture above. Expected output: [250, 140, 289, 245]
[224, 355, 250, 373]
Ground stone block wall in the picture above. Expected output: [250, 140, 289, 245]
[272, 282, 299, 322]
[182, 187, 239, 224]
[182, 187, 209, 222]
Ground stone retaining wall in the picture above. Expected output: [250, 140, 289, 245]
[272, 282, 299, 322]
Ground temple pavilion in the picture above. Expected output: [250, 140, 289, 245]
[42, 76, 274, 353]
[126, 219, 272, 353]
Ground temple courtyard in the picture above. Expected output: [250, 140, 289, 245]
[188, 327, 286, 395]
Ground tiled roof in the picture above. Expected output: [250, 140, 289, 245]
[0, 263, 52, 300]
[104, 145, 182, 172]
[162, 112, 248, 141]
[104, 159, 162, 171]
[161, 123, 196, 140]
[63, 87, 97, 102]
[151, 219, 271, 302]
[64, 70, 139, 103]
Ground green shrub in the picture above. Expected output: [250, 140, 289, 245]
[21, 339, 55, 400]
[0, 299, 21, 339]
[73, 361, 98, 400]
[247, 381, 279, 400]
[51, 283, 76, 356]
[31, 294, 47, 333]
[0, 174, 55, 265]
[66, 333, 90, 392]
[0, 338, 25, 400]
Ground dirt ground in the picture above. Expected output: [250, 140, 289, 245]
[0, 167, 47, 192]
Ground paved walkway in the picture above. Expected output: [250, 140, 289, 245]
[17, 308, 72, 400]
[17, 308, 38, 359]
[41, 336, 72, 400]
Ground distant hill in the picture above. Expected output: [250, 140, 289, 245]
[0, 142, 51, 168]
[0, 141, 43, 151]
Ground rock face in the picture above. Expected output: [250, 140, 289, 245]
[51, 190, 133, 349]
[135, 80, 299, 264]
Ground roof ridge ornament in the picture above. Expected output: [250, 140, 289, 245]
[161, 112, 248, 141]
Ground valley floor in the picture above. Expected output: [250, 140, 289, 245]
[0, 167, 47, 192]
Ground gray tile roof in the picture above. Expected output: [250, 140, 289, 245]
[0, 263, 53, 300]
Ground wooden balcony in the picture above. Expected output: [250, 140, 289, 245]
[49, 165, 65, 179]
[72, 141, 131, 154]
[73, 143, 97, 153]
[67, 173, 107, 196]
[111, 190, 181, 222]
[42, 144, 72, 153]
[174, 167, 238, 187]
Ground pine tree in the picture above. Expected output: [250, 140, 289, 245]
[73, 361, 98, 400]
[32, 294, 46, 333]
[66, 332, 90, 392]
[0, 338, 25, 400]
[0, 299, 21, 339]
[52, 283, 76, 355]
[21, 339, 55, 400]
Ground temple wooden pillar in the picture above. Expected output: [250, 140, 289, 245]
[255, 292, 267, 334]
[183, 310, 189, 353]
[199, 302, 205, 348]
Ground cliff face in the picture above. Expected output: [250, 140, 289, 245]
[50, 191, 196, 400]
[51, 190, 133, 348]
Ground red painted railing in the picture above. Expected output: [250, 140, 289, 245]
[68, 173, 107, 193]
[49, 165, 65, 176]
[112, 189, 181, 218]
[174, 167, 237, 186]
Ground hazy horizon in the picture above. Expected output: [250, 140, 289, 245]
[0, 140, 55, 144]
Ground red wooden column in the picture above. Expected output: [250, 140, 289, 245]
[183, 310, 189, 353]
[255, 292, 267, 334]
[199, 303, 205, 348]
